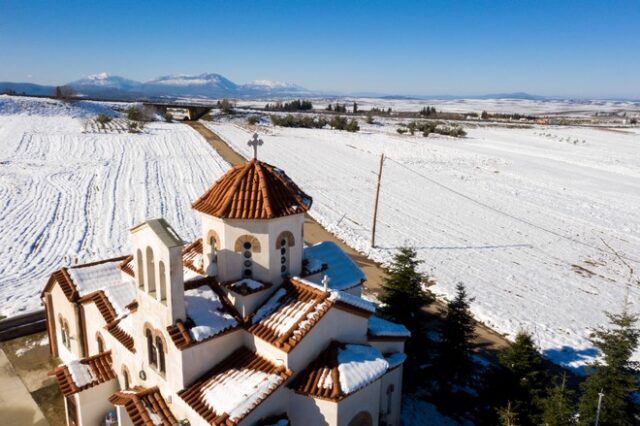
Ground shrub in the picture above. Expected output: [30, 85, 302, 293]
[397, 128, 407, 134]
[247, 115, 260, 125]
[366, 114, 374, 124]
[127, 120, 145, 133]
[270, 114, 327, 129]
[127, 106, 142, 121]
[217, 99, 235, 114]
[96, 113, 112, 129]
[265, 99, 312, 112]
[164, 112, 173, 123]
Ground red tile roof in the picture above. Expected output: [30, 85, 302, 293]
[109, 386, 177, 426]
[192, 160, 312, 220]
[183, 238, 205, 274]
[247, 279, 332, 353]
[177, 347, 291, 425]
[290, 342, 343, 400]
[49, 351, 116, 396]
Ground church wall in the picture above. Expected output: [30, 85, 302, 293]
[116, 405, 134, 426]
[266, 213, 304, 283]
[76, 379, 119, 426]
[236, 385, 290, 426]
[50, 284, 82, 362]
[378, 367, 403, 426]
[180, 329, 245, 389]
[289, 392, 338, 426]
[245, 332, 288, 366]
[337, 378, 381, 426]
[286, 308, 369, 373]
[80, 302, 107, 356]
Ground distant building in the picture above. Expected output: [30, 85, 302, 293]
[43, 156, 408, 426]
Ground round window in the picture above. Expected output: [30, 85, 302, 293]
[244, 260, 252, 267]
[280, 239, 287, 247]
[243, 241, 252, 250]
[244, 269, 252, 277]
[281, 256, 286, 264]
[280, 247, 286, 255]
[281, 265, 287, 273]
[243, 251, 252, 259]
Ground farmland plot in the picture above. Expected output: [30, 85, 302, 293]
[0, 97, 228, 315]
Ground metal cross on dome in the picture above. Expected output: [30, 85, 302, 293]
[247, 133, 264, 160]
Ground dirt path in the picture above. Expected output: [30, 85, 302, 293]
[187, 121, 509, 358]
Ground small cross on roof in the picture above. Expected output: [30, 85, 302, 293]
[247, 133, 264, 160]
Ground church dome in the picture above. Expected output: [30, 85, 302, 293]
[192, 160, 313, 219]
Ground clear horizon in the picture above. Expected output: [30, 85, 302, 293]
[1, 0, 639, 99]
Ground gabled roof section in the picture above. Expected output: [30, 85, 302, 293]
[183, 238, 205, 274]
[49, 351, 116, 396]
[247, 279, 333, 352]
[109, 386, 177, 426]
[367, 315, 411, 340]
[192, 160, 312, 220]
[221, 278, 272, 296]
[130, 217, 185, 248]
[177, 347, 291, 425]
[291, 342, 401, 401]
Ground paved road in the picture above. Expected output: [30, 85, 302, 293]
[187, 121, 509, 357]
[0, 348, 49, 426]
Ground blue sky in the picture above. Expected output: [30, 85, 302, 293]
[1, 0, 639, 98]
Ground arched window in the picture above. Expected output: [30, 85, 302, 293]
[59, 317, 70, 349]
[146, 328, 156, 367]
[386, 384, 395, 415]
[207, 230, 220, 261]
[136, 249, 144, 289]
[59, 317, 66, 347]
[348, 411, 373, 426]
[96, 333, 105, 353]
[145, 246, 156, 295]
[158, 261, 167, 304]
[155, 336, 165, 373]
[122, 366, 130, 390]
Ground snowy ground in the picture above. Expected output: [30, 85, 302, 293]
[236, 97, 640, 116]
[0, 96, 228, 315]
[208, 120, 640, 369]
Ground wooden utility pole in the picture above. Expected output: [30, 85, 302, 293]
[371, 153, 385, 248]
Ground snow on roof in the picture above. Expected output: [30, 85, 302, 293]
[178, 348, 291, 424]
[328, 290, 376, 314]
[203, 369, 282, 421]
[185, 285, 238, 342]
[225, 278, 271, 295]
[303, 241, 366, 290]
[252, 288, 287, 325]
[67, 359, 96, 388]
[386, 352, 407, 369]
[368, 315, 411, 338]
[337, 344, 389, 394]
[291, 342, 393, 400]
[67, 260, 136, 318]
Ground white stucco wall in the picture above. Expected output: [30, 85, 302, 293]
[289, 392, 338, 426]
[76, 380, 119, 426]
[367, 340, 406, 355]
[181, 329, 245, 387]
[379, 367, 404, 426]
[337, 378, 381, 426]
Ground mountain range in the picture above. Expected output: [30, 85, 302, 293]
[0, 72, 554, 101]
[0, 72, 312, 100]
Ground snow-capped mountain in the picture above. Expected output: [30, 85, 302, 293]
[242, 80, 308, 94]
[69, 73, 141, 90]
[142, 73, 239, 97]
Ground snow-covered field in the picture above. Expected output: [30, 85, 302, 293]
[0, 96, 228, 315]
[207, 120, 640, 369]
[236, 97, 640, 116]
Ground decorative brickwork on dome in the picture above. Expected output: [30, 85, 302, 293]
[192, 160, 312, 219]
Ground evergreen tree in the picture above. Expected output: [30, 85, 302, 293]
[434, 283, 477, 391]
[498, 401, 519, 426]
[578, 304, 639, 425]
[484, 331, 548, 426]
[379, 247, 434, 389]
[542, 373, 575, 426]
[353, 101, 358, 113]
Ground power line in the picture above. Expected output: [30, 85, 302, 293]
[383, 155, 640, 264]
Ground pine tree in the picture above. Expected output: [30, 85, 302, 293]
[496, 331, 549, 425]
[498, 401, 519, 426]
[379, 247, 433, 327]
[379, 247, 434, 389]
[542, 373, 575, 426]
[434, 282, 477, 391]
[578, 304, 639, 425]
[353, 101, 358, 113]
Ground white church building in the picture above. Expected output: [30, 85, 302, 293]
[42, 147, 409, 426]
